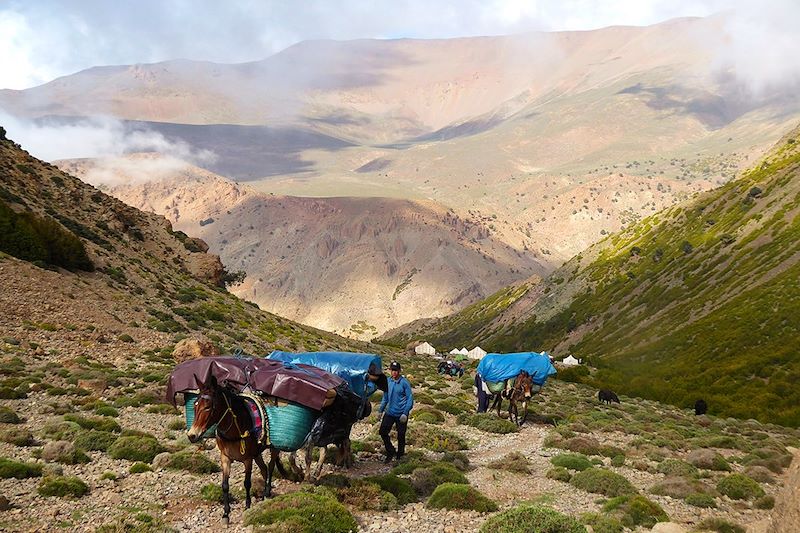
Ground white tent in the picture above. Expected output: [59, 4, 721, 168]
[459, 348, 469, 355]
[561, 355, 580, 366]
[448, 348, 461, 355]
[414, 342, 436, 356]
[467, 346, 487, 360]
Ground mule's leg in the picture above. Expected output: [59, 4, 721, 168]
[265, 449, 279, 498]
[509, 400, 516, 426]
[220, 453, 232, 524]
[243, 457, 253, 509]
[520, 401, 528, 427]
[303, 443, 315, 482]
[337, 439, 353, 469]
[288, 450, 304, 481]
[273, 450, 293, 481]
[313, 446, 327, 480]
[254, 453, 270, 499]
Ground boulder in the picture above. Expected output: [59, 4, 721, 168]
[152, 452, 172, 471]
[172, 338, 219, 363]
[185, 253, 224, 286]
[651, 523, 687, 533]
[78, 378, 107, 394]
[42, 440, 75, 463]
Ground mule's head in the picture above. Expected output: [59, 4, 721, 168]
[518, 370, 533, 399]
[187, 375, 222, 443]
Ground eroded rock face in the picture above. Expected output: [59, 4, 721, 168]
[185, 253, 224, 287]
[172, 338, 220, 363]
[767, 448, 800, 533]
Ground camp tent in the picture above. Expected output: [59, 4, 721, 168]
[561, 355, 580, 366]
[467, 346, 487, 360]
[415, 342, 436, 356]
[449, 348, 461, 355]
[459, 348, 469, 355]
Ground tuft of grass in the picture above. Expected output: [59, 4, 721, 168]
[410, 463, 468, 497]
[457, 412, 519, 434]
[129, 462, 151, 474]
[550, 453, 592, 472]
[363, 474, 417, 505]
[243, 489, 357, 533]
[0, 406, 21, 423]
[166, 450, 220, 474]
[684, 492, 717, 508]
[108, 435, 164, 463]
[479, 504, 585, 533]
[488, 452, 531, 474]
[716, 473, 765, 500]
[412, 424, 468, 451]
[569, 468, 636, 497]
[602, 495, 668, 529]
[695, 517, 745, 533]
[37, 476, 89, 498]
[427, 483, 497, 512]
[0, 457, 42, 479]
[547, 467, 572, 482]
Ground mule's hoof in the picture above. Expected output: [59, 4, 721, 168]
[222, 515, 230, 528]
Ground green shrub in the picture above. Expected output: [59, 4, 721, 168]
[561, 436, 601, 456]
[100, 471, 117, 481]
[73, 430, 118, 452]
[603, 495, 668, 528]
[550, 453, 592, 471]
[427, 483, 497, 512]
[337, 480, 397, 511]
[200, 483, 226, 503]
[684, 492, 717, 508]
[94, 406, 119, 417]
[650, 476, 711, 499]
[610, 454, 626, 467]
[129, 462, 151, 474]
[40, 419, 81, 441]
[411, 406, 445, 424]
[315, 473, 351, 489]
[716, 473, 765, 500]
[0, 427, 34, 446]
[488, 452, 530, 474]
[754, 495, 775, 509]
[413, 424, 468, 451]
[63, 413, 121, 433]
[657, 459, 698, 477]
[695, 517, 745, 533]
[457, 412, 519, 434]
[0, 457, 42, 478]
[364, 474, 417, 505]
[410, 463, 468, 496]
[0, 406, 20, 423]
[243, 490, 357, 533]
[108, 435, 164, 463]
[37, 476, 89, 498]
[435, 398, 470, 416]
[390, 451, 433, 475]
[166, 450, 220, 474]
[580, 513, 624, 533]
[441, 451, 470, 471]
[547, 467, 572, 482]
[569, 468, 636, 497]
[479, 504, 584, 533]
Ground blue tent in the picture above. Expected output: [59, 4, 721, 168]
[266, 351, 382, 399]
[476, 352, 557, 386]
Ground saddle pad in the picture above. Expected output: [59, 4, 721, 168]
[240, 392, 269, 446]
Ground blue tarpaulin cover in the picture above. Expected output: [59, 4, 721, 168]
[477, 352, 557, 385]
[266, 351, 382, 399]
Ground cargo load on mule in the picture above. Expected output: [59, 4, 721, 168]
[265, 351, 387, 477]
[474, 351, 557, 425]
[166, 355, 345, 451]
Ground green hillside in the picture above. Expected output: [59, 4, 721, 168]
[388, 125, 800, 426]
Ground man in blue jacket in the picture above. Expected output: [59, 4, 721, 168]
[379, 360, 414, 462]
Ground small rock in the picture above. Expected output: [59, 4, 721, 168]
[152, 452, 172, 470]
[0, 495, 11, 511]
[172, 338, 220, 363]
[651, 523, 688, 533]
[42, 440, 75, 462]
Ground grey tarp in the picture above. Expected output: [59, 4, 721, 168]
[166, 356, 344, 411]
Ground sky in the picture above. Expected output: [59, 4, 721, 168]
[0, 0, 756, 90]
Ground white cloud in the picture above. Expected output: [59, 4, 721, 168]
[0, 111, 217, 165]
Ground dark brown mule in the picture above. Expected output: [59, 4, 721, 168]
[187, 376, 288, 524]
[489, 370, 534, 426]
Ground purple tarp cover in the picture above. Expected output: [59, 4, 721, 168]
[166, 356, 344, 411]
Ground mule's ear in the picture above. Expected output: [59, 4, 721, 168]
[208, 375, 218, 389]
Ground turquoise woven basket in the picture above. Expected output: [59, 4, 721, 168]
[265, 402, 316, 451]
[184, 392, 218, 439]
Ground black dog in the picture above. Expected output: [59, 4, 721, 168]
[694, 399, 708, 415]
[598, 389, 620, 405]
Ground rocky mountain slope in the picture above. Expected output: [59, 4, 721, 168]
[383, 123, 800, 426]
[56, 154, 546, 338]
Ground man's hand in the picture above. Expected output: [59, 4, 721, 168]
[399, 414, 408, 423]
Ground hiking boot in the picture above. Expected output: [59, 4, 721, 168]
[383, 453, 395, 464]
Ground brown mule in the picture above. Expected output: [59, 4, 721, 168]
[488, 371, 535, 426]
[187, 376, 288, 525]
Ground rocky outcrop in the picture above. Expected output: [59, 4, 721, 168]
[185, 253, 224, 287]
[172, 338, 220, 363]
[765, 447, 800, 533]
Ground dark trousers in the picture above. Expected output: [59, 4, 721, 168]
[475, 374, 489, 413]
[379, 414, 407, 458]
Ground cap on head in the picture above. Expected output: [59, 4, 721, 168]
[389, 361, 401, 371]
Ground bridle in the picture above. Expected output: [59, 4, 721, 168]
[195, 389, 251, 454]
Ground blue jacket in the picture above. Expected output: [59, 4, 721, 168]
[379, 376, 414, 417]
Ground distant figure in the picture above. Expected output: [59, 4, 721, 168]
[695, 399, 708, 416]
[598, 389, 620, 404]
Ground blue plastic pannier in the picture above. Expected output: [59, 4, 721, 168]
[476, 352, 557, 386]
[266, 351, 382, 399]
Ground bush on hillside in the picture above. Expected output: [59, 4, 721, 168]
[73, 430, 118, 452]
[649, 476, 711, 499]
[656, 459, 698, 477]
[411, 406, 445, 424]
[37, 476, 89, 498]
[108, 435, 164, 463]
[336, 480, 397, 511]
[410, 463, 468, 497]
[716, 473, 765, 500]
[165, 450, 220, 474]
[488, 452, 530, 474]
[364, 474, 417, 505]
[412, 424, 468, 452]
[441, 451, 470, 471]
[0, 457, 42, 478]
[569, 468, 636, 497]
[0, 200, 94, 271]
[695, 517, 745, 533]
[129, 462, 151, 474]
[427, 483, 497, 512]
[684, 492, 718, 508]
[550, 453, 592, 471]
[602, 495, 668, 528]
[547, 466, 572, 482]
[0, 406, 20, 423]
[243, 490, 357, 533]
[0, 427, 34, 446]
[580, 513, 625, 533]
[479, 504, 585, 533]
